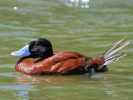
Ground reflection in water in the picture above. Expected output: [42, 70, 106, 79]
[15, 74, 82, 86]
[14, 91, 29, 100]
[13, 6, 18, 10]
[13, 91, 28, 97]
[64, 0, 90, 8]
[15, 73, 107, 86]
[0, 85, 37, 90]
[106, 91, 118, 97]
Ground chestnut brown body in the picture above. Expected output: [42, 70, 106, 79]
[15, 51, 105, 75]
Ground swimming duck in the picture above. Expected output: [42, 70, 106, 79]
[11, 37, 129, 75]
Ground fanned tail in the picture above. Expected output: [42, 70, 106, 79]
[103, 36, 129, 65]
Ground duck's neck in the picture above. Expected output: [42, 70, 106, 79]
[31, 50, 54, 63]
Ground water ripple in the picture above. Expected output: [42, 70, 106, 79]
[0, 85, 38, 91]
[0, 24, 38, 31]
[0, 64, 14, 68]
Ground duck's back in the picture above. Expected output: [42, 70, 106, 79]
[15, 51, 92, 75]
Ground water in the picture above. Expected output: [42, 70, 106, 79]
[0, 0, 133, 99]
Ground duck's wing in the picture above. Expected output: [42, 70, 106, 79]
[50, 57, 88, 74]
[44, 51, 91, 74]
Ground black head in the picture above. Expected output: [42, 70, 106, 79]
[11, 38, 53, 63]
[28, 38, 53, 62]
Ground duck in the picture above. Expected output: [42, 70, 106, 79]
[11, 37, 129, 75]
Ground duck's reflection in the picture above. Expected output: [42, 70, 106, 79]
[64, 0, 90, 8]
[15, 73, 107, 86]
[15, 74, 83, 86]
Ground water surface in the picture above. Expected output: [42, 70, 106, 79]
[0, 0, 133, 99]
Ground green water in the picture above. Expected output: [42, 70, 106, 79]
[0, 0, 133, 99]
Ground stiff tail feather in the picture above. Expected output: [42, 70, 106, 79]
[103, 36, 129, 65]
